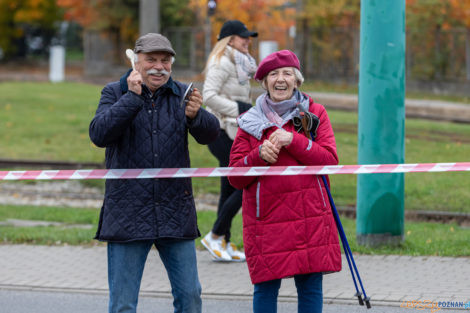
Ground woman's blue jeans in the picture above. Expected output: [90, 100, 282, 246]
[253, 273, 323, 313]
[107, 239, 202, 313]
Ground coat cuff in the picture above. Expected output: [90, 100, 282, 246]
[125, 90, 146, 109]
[286, 132, 312, 154]
[186, 109, 201, 127]
[243, 145, 269, 167]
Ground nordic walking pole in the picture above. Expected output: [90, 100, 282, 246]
[320, 174, 371, 309]
[334, 216, 364, 306]
[303, 121, 371, 308]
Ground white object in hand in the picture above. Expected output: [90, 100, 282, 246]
[125, 49, 136, 70]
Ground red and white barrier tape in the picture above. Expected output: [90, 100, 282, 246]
[0, 162, 469, 181]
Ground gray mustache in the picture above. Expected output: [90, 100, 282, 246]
[147, 69, 170, 76]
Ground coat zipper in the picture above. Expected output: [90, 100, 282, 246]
[316, 176, 327, 208]
[256, 181, 261, 218]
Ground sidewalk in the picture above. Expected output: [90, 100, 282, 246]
[0, 244, 469, 306]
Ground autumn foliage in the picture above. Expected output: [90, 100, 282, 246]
[0, 0, 61, 57]
[57, 0, 138, 47]
[0, 0, 469, 81]
[189, 0, 295, 49]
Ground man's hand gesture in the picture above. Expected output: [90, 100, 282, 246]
[185, 88, 202, 120]
[127, 70, 143, 95]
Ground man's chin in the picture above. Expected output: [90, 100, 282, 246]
[148, 77, 169, 89]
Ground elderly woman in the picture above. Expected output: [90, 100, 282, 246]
[228, 50, 342, 313]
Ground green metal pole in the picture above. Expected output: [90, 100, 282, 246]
[357, 0, 406, 246]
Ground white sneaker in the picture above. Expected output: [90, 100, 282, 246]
[201, 232, 231, 261]
[225, 241, 246, 262]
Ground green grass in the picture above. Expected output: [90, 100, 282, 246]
[0, 205, 98, 224]
[1, 204, 469, 256]
[1, 81, 470, 213]
[0, 82, 102, 161]
[0, 226, 96, 245]
[326, 110, 470, 213]
[407, 222, 470, 256]
[341, 218, 470, 256]
[0, 205, 99, 245]
[300, 80, 358, 94]
[0, 204, 243, 248]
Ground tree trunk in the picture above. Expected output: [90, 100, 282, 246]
[466, 28, 470, 81]
[84, 30, 116, 77]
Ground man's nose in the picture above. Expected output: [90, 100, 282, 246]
[153, 61, 164, 69]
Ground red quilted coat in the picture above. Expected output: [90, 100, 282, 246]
[229, 93, 342, 284]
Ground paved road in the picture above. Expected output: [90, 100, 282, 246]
[0, 244, 469, 310]
[2, 289, 467, 313]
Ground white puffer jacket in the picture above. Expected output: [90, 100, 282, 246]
[203, 47, 253, 139]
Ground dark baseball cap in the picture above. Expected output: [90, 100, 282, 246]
[217, 20, 258, 41]
[134, 33, 176, 56]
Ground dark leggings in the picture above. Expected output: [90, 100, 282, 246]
[208, 130, 243, 243]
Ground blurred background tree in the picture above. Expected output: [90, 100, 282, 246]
[57, 0, 194, 50]
[448, 0, 470, 80]
[0, 0, 469, 86]
[0, 0, 62, 59]
[188, 0, 295, 62]
[57, 0, 139, 65]
[406, 0, 456, 80]
[55, 0, 195, 74]
[301, 0, 360, 79]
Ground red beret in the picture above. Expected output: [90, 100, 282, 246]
[254, 50, 300, 81]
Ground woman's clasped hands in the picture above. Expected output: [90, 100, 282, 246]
[259, 128, 293, 164]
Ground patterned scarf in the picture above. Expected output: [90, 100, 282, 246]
[228, 46, 257, 85]
[260, 90, 302, 127]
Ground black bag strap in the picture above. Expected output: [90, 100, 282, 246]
[293, 104, 320, 141]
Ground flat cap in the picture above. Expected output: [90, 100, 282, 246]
[134, 33, 176, 56]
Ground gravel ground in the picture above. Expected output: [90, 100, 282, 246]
[0, 181, 218, 211]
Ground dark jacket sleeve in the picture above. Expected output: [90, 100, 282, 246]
[89, 84, 145, 148]
[187, 107, 220, 145]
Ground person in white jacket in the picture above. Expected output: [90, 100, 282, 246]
[202, 20, 258, 262]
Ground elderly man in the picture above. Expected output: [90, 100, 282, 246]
[89, 33, 219, 313]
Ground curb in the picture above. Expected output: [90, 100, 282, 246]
[0, 283, 397, 307]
